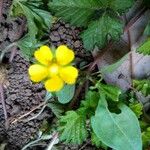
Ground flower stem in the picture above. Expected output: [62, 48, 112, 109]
[0, 42, 17, 63]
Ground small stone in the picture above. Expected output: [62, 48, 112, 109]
[50, 34, 60, 42]
[74, 40, 81, 48]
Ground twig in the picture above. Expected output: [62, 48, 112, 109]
[10, 101, 46, 124]
[88, 41, 113, 72]
[0, 84, 8, 128]
[22, 138, 42, 150]
[124, 7, 147, 33]
[45, 132, 59, 150]
[69, 81, 86, 109]
[25, 104, 47, 122]
[125, 15, 133, 86]
[79, 140, 91, 150]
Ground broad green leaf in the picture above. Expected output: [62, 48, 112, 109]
[91, 94, 142, 150]
[101, 53, 128, 73]
[81, 13, 123, 50]
[49, 0, 101, 27]
[137, 39, 150, 55]
[97, 83, 121, 101]
[59, 110, 88, 144]
[56, 84, 75, 104]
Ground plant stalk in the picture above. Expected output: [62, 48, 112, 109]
[0, 84, 8, 128]
[0, 43, 17, 63]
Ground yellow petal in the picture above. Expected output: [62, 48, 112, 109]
[28, 64, 48, 82]
[34, 45, 53, 65]
[56, 45, 75, 66]
[59, 66, 78, 84]
[45, 76, 64, 92]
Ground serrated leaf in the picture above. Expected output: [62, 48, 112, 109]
[56, 84, 75, 104]
[137, 39, 150, 55]
[129, 102, 143, 118]
[91, 132, 107, 149]
[49, 0, 101, 27]
[10, 0, 53, 38]
[59, 110, 88, 144]
[111, 0, 134, 13]
[97, 83, 121, 101]
[91, 94, 142, 150]
[17, 35, 39, 60]
[133, 79, 150, 96]
[142, 127, 150, 148]
[81, 91, 99, 109]
[17, 35, 47, 60]
[80, 91, 99, 117]
[81, 13, 123, 50]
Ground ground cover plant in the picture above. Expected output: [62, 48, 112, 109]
[0, 0, 150, 150]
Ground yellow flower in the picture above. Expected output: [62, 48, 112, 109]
[28, 45, 78, 92]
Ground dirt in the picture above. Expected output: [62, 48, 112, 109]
[0, 0, 96, 150]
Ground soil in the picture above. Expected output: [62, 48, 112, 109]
[0, 0, 95, 150]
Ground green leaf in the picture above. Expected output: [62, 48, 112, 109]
[91, 132, 107, 149]
[59, 110, 88, 144]
[47, 102, 64, 118]
[91, 94, 142, 150]
[10, 0, 53, 38]
[81, 91, 99, 116]
[56, 84, 75, 104]
[144, 21, 150, 36]
[129, 102, 143, 118]
[110, 0, 134, 13]
[17, 35, 40, 60]
[137, 39, 150, 55]
[49, 0, 101, 27]
[97, 83, 121, 101]
[81, 91, 99, 109]
[142, 127, 150, 148]
[133, 79, 150, 96]
[81, 13, 123, 50]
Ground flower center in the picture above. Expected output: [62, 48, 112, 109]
[49, 63, 59, 77]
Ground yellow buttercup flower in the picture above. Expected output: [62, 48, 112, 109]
[28, 45, 78, 92]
